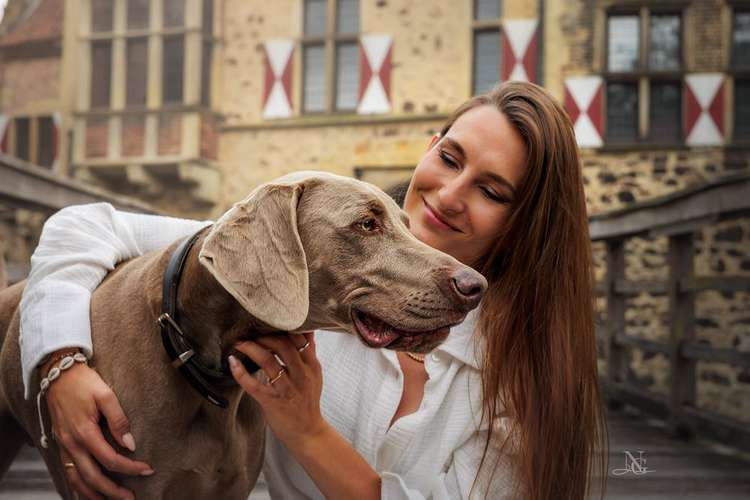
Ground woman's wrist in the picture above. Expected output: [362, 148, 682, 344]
[285, 418, 333, 459]
[38, 348, 83, 377]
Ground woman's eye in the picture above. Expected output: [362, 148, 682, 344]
[439, 150, 458, 169]
[481, 187, 507, 204]
[359, 218, 379, 232]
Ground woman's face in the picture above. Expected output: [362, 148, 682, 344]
[403, 105, 528, 267]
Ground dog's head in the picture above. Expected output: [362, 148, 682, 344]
[199, 171, 486, 353]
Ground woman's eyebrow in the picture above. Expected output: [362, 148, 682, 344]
[443, 136, 516, 195]
[483, 172, 517, 196]
[442, 137, 466, 159]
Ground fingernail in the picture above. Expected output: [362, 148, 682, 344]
[228, 355, 239, 369]
[141, 468, 155, 476]
[122, 432, 136, 452]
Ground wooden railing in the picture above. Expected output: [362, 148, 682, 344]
[0, 153, 156, 284]
[590, 172, 750, 450]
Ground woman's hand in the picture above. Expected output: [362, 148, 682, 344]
[45, 360, 154, 500]
[228, 332, 327, 451]
[230, 332, 382, 499]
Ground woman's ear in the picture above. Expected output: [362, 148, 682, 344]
[428, 133, 441, 150]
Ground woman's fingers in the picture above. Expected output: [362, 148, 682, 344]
[64, 439, 134, 500]
[297, 332, 318, 366]
[228, 354, 276, 401]
[253, 336, 306, 382]
[93, 387, 134, 452]
[75, 420, 153, 476]
[59, 447, 103, 500]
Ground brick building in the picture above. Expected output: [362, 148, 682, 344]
[0, 1, 748, 422]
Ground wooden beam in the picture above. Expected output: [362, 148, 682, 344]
[681, 342, 750, 368]
[614, 334, 670, 355]
[590, 173, 750, 241]
[614, 279, 668, 295]
[680, 276, 750, 293]
[606, 239, 628, 388]
[0, 153, 155, 214]
[668, 233, 696, 436]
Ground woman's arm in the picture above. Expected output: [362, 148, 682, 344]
[19, 202, 212, 499]
[20, 202, 212, 397]
[230, 336, 518, 500]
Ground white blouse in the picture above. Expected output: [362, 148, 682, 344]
[19, 203, 517, 499]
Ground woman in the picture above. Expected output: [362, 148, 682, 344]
[19, 82, 608, 499]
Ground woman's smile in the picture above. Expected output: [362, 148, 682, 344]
[421, 197, 463, 233]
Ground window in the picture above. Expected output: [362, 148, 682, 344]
[83, 0, 215, 161]
[126, 38, 147, 106]
[4, 116, 56, 168]
[605, 9, 683, 144]
[472, 0, 502, 96]
[90, 41, 112, 108]
[162, 36, 185, 104]
[302, 0, 360, 113]
[87, 0, 212, 110]
[14, 118, 30, 162]
[733, 10, 750, 141]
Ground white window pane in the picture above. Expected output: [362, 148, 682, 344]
[608, 16, 639, 72]
[305, 0, 326, 36]
[304, 45, 326, 112]
[337, 0, 359, 33]
[649, 15, 680, 70]
[474, 0, 500, 20]
[473, 30, 500, 95]
[336, 43, 359, 110]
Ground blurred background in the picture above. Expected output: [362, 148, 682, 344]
[0, 0, 748, 498]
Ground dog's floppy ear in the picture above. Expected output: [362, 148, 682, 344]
[198, 182, 308, 331]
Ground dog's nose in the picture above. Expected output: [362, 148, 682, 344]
[451, 268, 487, 306]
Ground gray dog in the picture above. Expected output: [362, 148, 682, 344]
[0, 171, 486, 499]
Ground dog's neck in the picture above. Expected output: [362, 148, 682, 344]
[173, 232, 270, 371]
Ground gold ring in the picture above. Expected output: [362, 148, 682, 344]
[269, 367, 286, 385]
[64, 462, 76, 469]
[297, 341, 310, 353]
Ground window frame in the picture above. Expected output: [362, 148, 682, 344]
[84, 0, 214, 113]
[470, 1, 502, 97]
[602, 5, 686, 148]
[300, 0, 360, 115]
[3, 115, 56, 168]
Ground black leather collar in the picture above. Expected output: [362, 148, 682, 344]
[157, 229, 260, 408]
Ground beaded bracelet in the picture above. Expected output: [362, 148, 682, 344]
[36, 352, 88, 449]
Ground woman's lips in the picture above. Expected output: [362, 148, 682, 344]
[422, 198, 462, 233]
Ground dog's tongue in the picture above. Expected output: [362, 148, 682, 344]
[357, 313, 401, 348]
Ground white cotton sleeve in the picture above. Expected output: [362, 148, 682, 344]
[19, 202, 213, 398]
[380, 427, 518, 500]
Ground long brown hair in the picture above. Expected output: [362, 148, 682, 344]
[438, 82, 608, 499]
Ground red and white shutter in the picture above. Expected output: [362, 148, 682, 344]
[684, 73, 725, 147]
[501, 19, 538, 83]
[357, 34, 392, 114]
[564, 76, 604, 148]
[262, 39, 294, 119]
[0, 114, 8, 154]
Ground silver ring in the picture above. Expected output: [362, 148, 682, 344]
[64, 462, 76, 469]
[297, 341, 310, 353]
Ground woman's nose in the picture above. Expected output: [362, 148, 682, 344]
[437, 178, 466, 213]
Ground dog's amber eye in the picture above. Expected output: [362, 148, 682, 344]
[359, 218, 379, 232]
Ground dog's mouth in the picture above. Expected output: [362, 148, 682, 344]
[351, 309, 453, 349]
